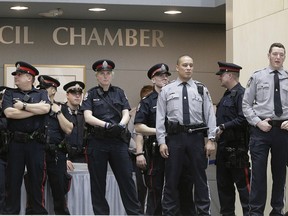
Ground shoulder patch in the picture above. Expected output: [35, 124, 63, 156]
[246, 77, 253, 88]
[83, 92, 89, 101]
[136, 102, 141, 112]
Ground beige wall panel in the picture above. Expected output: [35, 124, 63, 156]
[231, 0, 284, 28]
[231, 10, 288, 85]
[285, 0, 288, 8]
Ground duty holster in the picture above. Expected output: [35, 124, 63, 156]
[144, 136, 159, 157]
[222, 128, 250, 168]
[46, 140, 67, 154]
[0, 131, 11, 154]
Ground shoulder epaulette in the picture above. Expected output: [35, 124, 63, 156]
[253, 69, 263, 74]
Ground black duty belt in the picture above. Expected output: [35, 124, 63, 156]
[179, 125, 209, 133]
[268, 120, 287, 127]
[166, 121, 208, 134]
[12, 131, 34, 143]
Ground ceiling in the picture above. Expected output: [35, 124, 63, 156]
[0, 1, 226, 24]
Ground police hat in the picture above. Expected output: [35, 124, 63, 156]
[63, 81, 85, 92]
[216, 61, 242, 75]
[147, 63, 171, 79]
[37, 75, 60, 89]
[12, 61, 39, 77]
[92, 59, 115, 72]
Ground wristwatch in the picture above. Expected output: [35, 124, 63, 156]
[219, 124, 225, 131]
[22, 102, 27, 110]
[209, 138, 215, 142]
[56, 110, 62, 115]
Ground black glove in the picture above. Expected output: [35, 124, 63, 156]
[106, 123, 124, 136]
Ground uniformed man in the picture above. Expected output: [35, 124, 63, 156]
[135, 63, 196, 215]
[0, 86, 10, 213]
[156, 55, 216, 215]
[2, 61, 50, 214]
[215, 62, 250, 216]
[134, 63, 171, 215]
[81, 59, 142, 215]
[63, 81, 86, 168]
[242, 42, 288, 215]
[38, 75, 73, 215]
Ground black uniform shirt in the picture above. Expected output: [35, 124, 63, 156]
[2, 87, 50, 133]
[0, 108, 7, 160]
[134, 90, 157, 128]
[62, 103, 84, 149]
[216, 83, 246, 129]
[81, 85, 130, 124]
[46, 102, 73, 144]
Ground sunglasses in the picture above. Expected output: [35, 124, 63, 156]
[68, 89, 83, 95]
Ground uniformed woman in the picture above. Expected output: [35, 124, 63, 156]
[82, 59, 142, 215]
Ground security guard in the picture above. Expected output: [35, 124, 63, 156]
[0, 86, 10, 213]
[135, 63, 196, 215]
[242, 42, 288, 215]
[63, 81, 86, 166]
[2, 61, 50, 214]
[215, 62, 250, 216]
[38, 75, 73, 215]
[82, 59, 142, 215]
[156, 55, 216, 215]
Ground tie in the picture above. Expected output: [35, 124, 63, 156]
[182, 82, 190, 125]
[273, 70, 283, 117]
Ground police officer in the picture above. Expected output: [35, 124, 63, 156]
[242, 42, 288, 215]
[82, 59, 142, 215]
[63, 81, 86, 168]
[38, 75, 73, 215]
[128, 84, 153, 212]
[134, 63, 171, 215]
[215, 62, 250, 216]
[2, 61, 50, 214]
[0, 86, 10, 213]
[156, 55, 216, 215]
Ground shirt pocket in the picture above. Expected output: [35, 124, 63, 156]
[256, 83, 270, 102]
[191, 96, 203, 112]
[112, 98, 124, 111]
[92, 99, 106, 116]
[167, 93, 180, 111]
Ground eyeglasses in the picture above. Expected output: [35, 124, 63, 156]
[68, 89, 83, 95]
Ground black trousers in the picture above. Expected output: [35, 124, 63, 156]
[46, 151, 70, 215]
[162, 132, 210, 216]
[216, 144, 250, 216]
[86, 137, 142, 215]
[249, 127, 288, 216]
[4, 140, 47, 214]
[0, 158, 7, 214]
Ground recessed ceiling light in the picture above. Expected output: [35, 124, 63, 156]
[164, 10, 182, 15]
[10, 6, 28, 11]
[89, 8, 106, 12]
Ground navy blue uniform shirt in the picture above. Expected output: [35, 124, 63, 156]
[46, 102, 73, 144]
[216, 83, 246, 129]
[81, 85, 130, 123]
[62, 103, 84, 149]
[134, 90, 158, 128]
[2, 87, 50, 133]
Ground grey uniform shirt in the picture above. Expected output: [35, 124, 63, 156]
[156, 78, 217, 145]
[242, 66, 288, 126]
